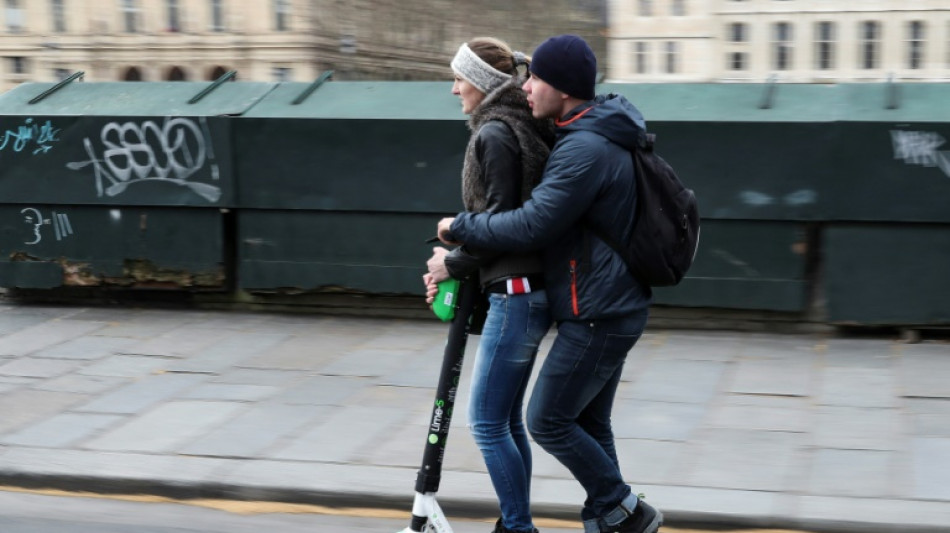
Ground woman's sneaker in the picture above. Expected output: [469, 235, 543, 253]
[609, 500, 662, 533]
[491, 517, 539, 533]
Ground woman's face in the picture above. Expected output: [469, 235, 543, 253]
[452, 75, 485, 115]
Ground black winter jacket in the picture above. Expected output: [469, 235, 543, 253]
[448, 94, 652, 320]
[443, 77, 554, 286]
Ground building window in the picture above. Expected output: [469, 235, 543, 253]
[815, 21, 836, 70]
[671, 0, 686, 16]
[664, 41, 677, 74]
[729, 22, 747, 42]
[121, 0, 140, 33]
[53, 67, 71, 80]
[51, 0, 66, 32]
[8, 56, 26, 74]
[340, 33, 357, 54]
[773, 22, 793, 70]
[638, 0, 652, 17]
[209, 65, 230, 80]
[274, 0, 290, 31]
[633, 42, 649, 74]
[166, 0, 181, 32]
[167, 66, 187, 80]
[907, 21, 925, 69]
[5, 0, 24, 32]
[729, 52, 747, 71]
[210, 0, 225, 31]
[860, 21, 881, 69]
[273, 67, 292, 81]
[123, 66, 143, 81]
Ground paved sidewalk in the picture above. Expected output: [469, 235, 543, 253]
[0, 301, 948, 532]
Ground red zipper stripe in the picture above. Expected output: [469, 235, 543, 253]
[555, 106, 595, 127]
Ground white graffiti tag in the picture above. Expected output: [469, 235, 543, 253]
[890, 130, 950, 178]
[66, 117, 221, 202]
[20, 207, 73, 245]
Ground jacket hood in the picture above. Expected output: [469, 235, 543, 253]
[557, 94, 646, 151]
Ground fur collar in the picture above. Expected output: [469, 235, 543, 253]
[461, 77, 555, 212]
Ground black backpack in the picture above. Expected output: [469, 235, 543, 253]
[591, 132, 700, 287]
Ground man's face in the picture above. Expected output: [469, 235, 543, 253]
[522, 74, 564, 120]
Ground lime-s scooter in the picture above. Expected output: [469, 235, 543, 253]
[398, 276, 479, 533]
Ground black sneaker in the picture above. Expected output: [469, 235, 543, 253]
[609, 500, 663, 533]
[491, 517, 539, 533]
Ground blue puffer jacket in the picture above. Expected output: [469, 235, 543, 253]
[449, 94, 652, 321]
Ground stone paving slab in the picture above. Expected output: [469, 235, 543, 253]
[0, 412, 125, 448]
[817, 367, 899, 408]
[813, 406, 904, 451]
[0, 319, 108, 357]
[900, 346, 950, 399]
[911, 438, 950, 501]
[622, 359, 726, 404]
[74, 373, 207, 415]
[180, 403, 320, 458]
[0, 388, 89, 434]
[31, 336, 140, 361]
[705, 395, 811, 433]
[76, 354, 172, 378]
[84, 400, 248, 453]
[0, 357, 85, 379]
[0, 302, 948, 532]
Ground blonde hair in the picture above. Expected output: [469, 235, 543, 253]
[466, 37, 531, 77]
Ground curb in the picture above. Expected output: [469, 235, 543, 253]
[2, 471, 949, 533]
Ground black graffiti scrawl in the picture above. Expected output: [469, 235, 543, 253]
[66, 117, 222, 202]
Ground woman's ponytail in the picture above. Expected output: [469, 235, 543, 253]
[466, 37, 530, 77]
[512, 50, 531, 73]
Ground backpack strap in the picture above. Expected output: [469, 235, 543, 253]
[639, 132, 656, 151]
[584, 131, 653, 277]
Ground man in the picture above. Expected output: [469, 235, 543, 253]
[436, 35, 662, 533]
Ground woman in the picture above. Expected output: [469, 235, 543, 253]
[423, 37, 554, 533]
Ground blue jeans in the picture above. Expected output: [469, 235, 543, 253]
[468, 290, 552, 532]
[526, 311, 649, 532]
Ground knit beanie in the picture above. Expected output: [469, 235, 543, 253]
[529, 34, 597, 101]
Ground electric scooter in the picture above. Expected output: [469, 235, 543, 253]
[397, 277, 479, 533]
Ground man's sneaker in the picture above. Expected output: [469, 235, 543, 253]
[609, 500, 663, 533]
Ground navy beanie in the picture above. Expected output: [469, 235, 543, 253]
[529, 34, 597, 101]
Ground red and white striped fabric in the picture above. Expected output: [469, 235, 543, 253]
[506, 277, 532, 295]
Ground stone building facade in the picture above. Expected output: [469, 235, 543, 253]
[608, 0, 950, 83]
[0, 0, 605, 93]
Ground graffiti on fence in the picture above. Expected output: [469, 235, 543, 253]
[891, 130, 950, 178]
[0, 118, 61, 156]
[20, 207, 73, 245]
[66, 117, 221, 202]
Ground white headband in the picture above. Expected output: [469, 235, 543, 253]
[450, 43, 512, 94]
